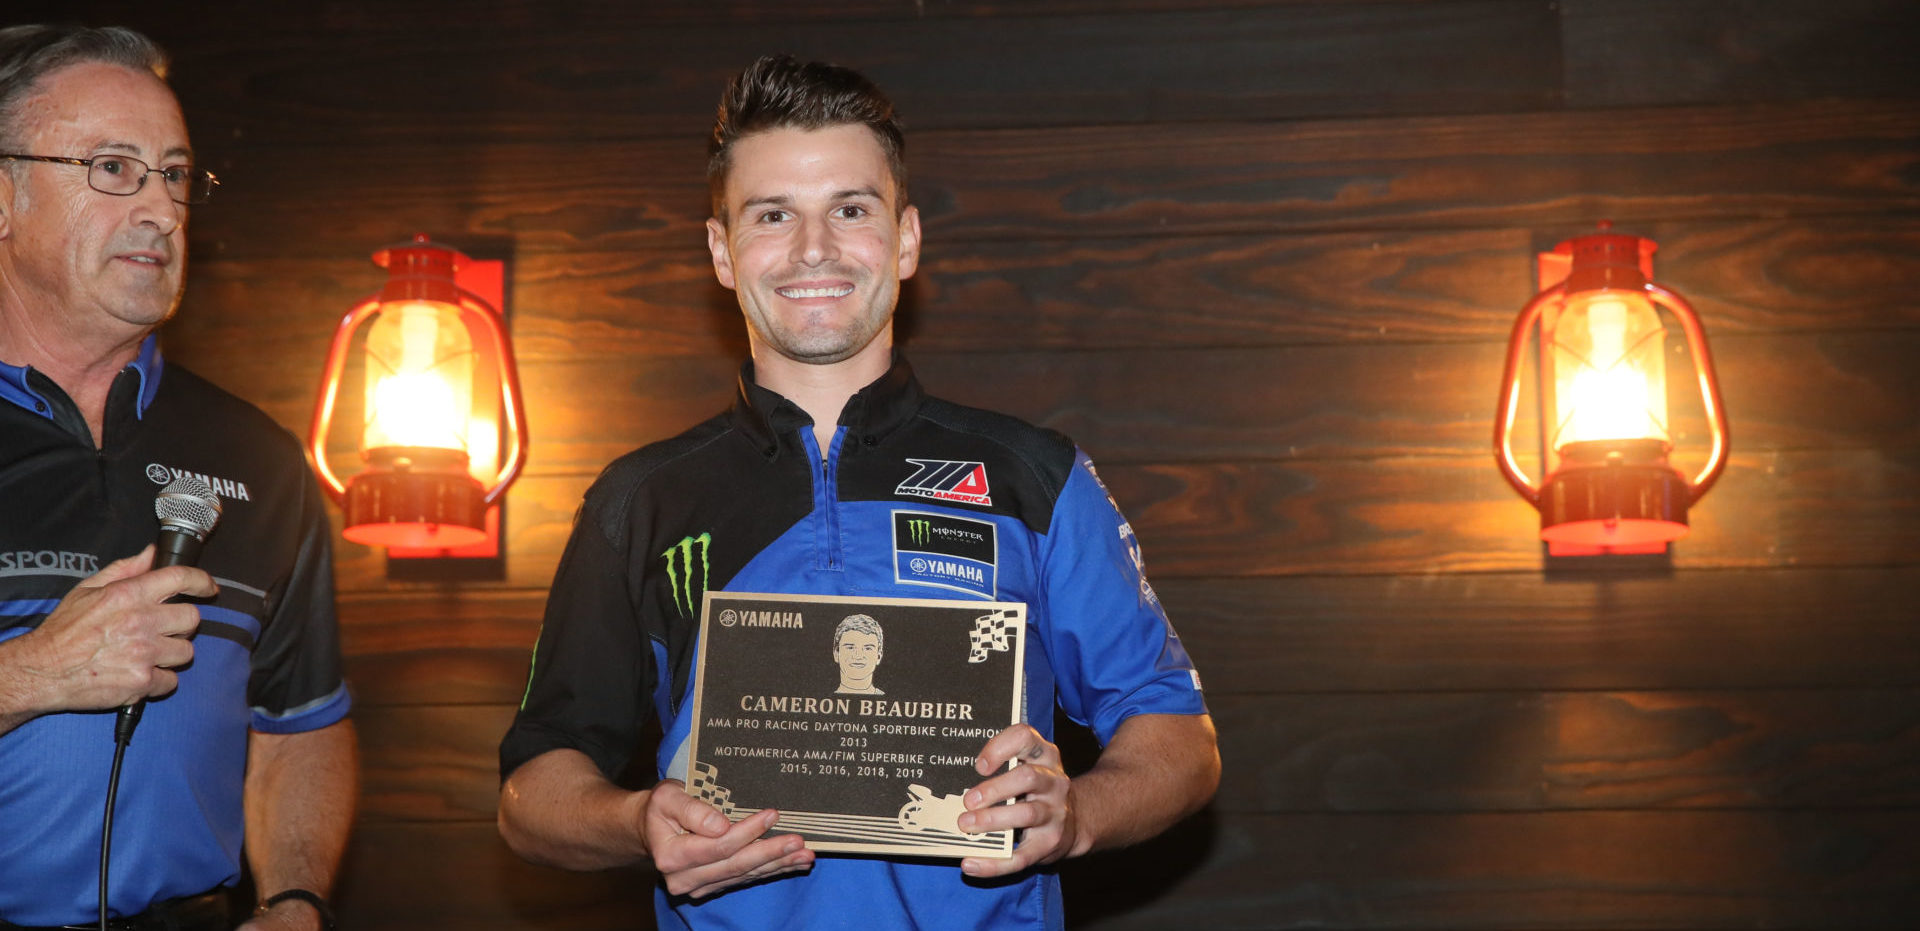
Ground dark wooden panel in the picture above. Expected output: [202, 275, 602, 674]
[358, 704, 517, 822]
[1103, 449, 1919, 578]
[1063, 810, 1920, 930]
[348, 687, 1920, 822]
[166, 326, 1920, 483]
[1167, 567, 1920, 694]
[1211, 689, 1920, 814]
[341, 590, 547, 706]
[18, 0, 1396, 31]
[330, 812, 1920, 930]
[911, 100, 1920, 241]
[29, 0, 1404, 29]
[1564, 0, 1920, 108]
[339, 566, 1920, 707]
[336, 821, 653, 931]
[177, 100, 1920, 259]
[29, 2, 1558, 147]
[165, 217, 1920, 378]
[321, 446, 1920, 591]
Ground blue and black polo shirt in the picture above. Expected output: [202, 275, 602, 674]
[0, 335, 349, 926]
[501, 353, 1205, 931]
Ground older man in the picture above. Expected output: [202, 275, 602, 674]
[499, 55, 1219, 930]
[0, 25, 354, 931]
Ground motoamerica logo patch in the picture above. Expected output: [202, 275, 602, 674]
[895, 459, 992, 507]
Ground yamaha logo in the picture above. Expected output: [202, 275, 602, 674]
[146, 463, 252, 501]
[719, 609, 739, 627]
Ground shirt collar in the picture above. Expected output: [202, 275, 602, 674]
[0, 333, 165, 420]
[730, 350, 925, 459]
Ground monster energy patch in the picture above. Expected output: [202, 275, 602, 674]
[662, 532, 712, 618]
[891, 510, 996, 598]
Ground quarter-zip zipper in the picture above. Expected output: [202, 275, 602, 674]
[803, 428, 847, 571]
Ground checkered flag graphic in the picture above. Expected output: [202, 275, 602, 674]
[687, 761, 736, 817]
[968, 610, 1018, 663]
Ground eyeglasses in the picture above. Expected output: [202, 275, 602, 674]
[0, 153, 218, 205]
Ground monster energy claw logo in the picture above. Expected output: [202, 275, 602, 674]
[662, 533, 712, 618]
[907, 519, 932, 547]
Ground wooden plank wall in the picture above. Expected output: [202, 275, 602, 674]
[20, 1, 1919, 927]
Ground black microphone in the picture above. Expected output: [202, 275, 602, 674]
[101, 475, 224, 930]
[115, 474, 223, 743]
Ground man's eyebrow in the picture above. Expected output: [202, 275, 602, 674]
[834, 187, 883, 201]
[740, 194, 794, 211]
[93, 141, 196, 163]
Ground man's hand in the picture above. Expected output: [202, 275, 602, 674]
[644, 779, 814, 899]
[0, 545, 216, 726]
[956, 724, 1086, 878]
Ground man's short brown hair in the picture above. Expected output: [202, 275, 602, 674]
[708, 54, 906, 221]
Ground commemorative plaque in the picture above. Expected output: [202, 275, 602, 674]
[687, 591, 1026, 859]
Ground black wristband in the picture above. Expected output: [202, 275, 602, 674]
[259, 888, 336, 930]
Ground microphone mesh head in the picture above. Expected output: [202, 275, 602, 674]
[155, 473, 223, 539]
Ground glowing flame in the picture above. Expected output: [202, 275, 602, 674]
[1549, 291, 1668, 451]
[363, 301, 473, 454]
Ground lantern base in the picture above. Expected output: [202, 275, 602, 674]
[1540, 440, 1690, 556]
[342, 468, 487, 549]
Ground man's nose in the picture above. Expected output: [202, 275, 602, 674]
[791, 216, 838, 267]
[128, 175, 183, 234]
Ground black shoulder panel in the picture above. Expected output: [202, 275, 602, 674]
[580, 412, 735, 553]
[852, 396, 1078, 535]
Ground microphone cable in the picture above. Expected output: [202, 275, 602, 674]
[98, 475, 221, 931]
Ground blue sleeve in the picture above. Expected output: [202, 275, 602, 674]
[1036, 450, 1205, 745]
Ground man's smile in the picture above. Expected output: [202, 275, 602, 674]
[775, 284, 855, 299]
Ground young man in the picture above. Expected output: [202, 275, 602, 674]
[0, 25, 354, 931]
[831, 614, 884, 695]
[499, 55, 1218, 929]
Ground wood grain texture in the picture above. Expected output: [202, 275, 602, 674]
[20, 2, 1560, 147]
[164, 326, 1920, 484]
[1062, 809, 1920, 930]
[1563, 0, 1920, 107]
[350, 687, 1920, 823]
[1098, 449, 1919, 578]
[329, 812, 1920, 930]
[164, 216, 1920, 374]
[1209, 689, 1920, 813]
[335, 821, 652, 931]
[315, 446, 1920, 592]
[16, 2, 1911, 926]
[338, 565, 1920, 707]
[1163, 567, 1920, 694]
[172, 100, 1920, 260]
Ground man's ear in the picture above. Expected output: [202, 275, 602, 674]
[706, 216, 736, 291]
[895, 204, 922, 281]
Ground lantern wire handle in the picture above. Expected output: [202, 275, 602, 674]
[308, 296, 384, 506]
[1493, 283, 1565, 506]
[1647, 284, 1730, 501]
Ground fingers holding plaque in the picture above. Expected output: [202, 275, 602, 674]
[688, 592, 1026, 859]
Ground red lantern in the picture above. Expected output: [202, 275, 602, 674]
[309, 235, 527, 553]
[1494, 225, 1729, 556]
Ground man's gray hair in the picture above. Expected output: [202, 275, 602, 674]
[0, 25, 169, 157]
